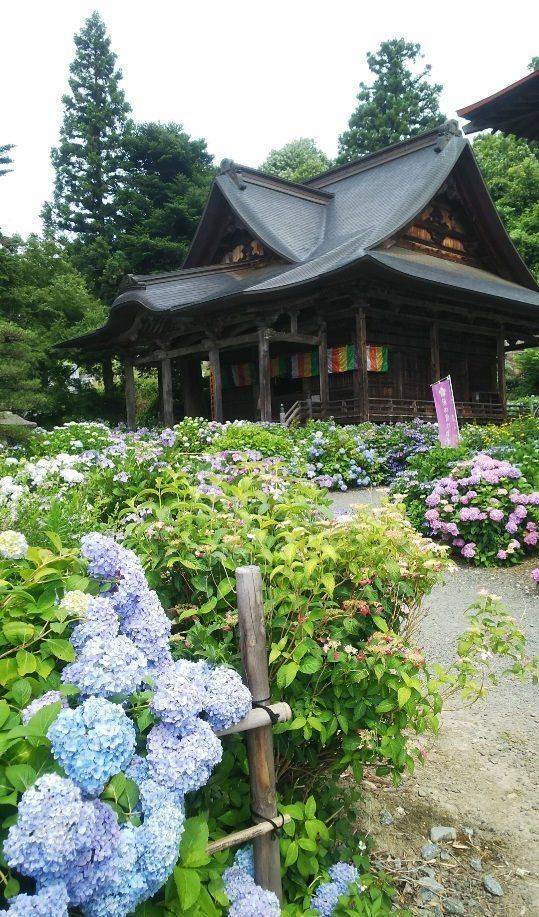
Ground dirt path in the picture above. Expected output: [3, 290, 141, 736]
[330, 491, 539, 915]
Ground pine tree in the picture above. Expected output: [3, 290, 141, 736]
[338, 39, 444, 162]
[44, 12, 131, 292]
[0, 144, 14, 177]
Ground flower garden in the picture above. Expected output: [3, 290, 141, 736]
[0, 416, 537, 915]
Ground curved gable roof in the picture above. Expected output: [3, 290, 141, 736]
[61, 125, 539, 351]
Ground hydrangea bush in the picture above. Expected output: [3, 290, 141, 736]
[400, 454, 539, 565]
[0, 533, 254, 915]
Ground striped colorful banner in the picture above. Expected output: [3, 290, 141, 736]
[366, 345, 388, 372]
[328, 344, 356, 373]
[223, 345, 388, 387]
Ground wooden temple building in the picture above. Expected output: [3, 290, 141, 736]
[457, 68, 539, 142]
[62, 121, 539, 427]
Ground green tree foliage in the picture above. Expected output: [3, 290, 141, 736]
[338, 38, 445, 161]
[0, 236, 105, 416]
[473, 133, 539, 279]
[43, 11, 131, 296]
[508, 349, 539, 396]
[0, 144, 14, 178]
[117, 122, 214, 275]
[260, 138, 332, 183]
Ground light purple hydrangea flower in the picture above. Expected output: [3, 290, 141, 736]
[21, 691, 67, 725]
[4, 775, 119, 905]
[146, 720, 222, 796]
[69, 596, 120, 651]
[62, 634, 146, 697]
[203, 665, 252, 731]
[150, 664, 205, 733]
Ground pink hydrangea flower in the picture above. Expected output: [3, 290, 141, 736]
[524, 531, 538, 546]
[461, 542, 476, 559]
[531, 568, 539, 583]
[489, 509, 504, 522]
[497, 550, 507, 560]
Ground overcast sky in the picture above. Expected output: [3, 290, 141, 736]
[2, 0, 537, 237]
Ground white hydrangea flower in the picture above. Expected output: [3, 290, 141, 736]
[0, 530, 29, 560]
[59, 590, 92, 617]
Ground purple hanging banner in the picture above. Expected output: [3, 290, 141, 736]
[431, 375, 460, 446]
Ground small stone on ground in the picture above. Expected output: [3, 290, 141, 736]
[420, 842, 440, 860]
[430, 826, 456, 843]
[483, 874, 504, 897]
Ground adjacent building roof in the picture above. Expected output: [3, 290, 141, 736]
[457, 69, 539, 141]
[62, 122, 539, 351]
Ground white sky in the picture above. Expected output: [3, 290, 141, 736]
[1, 0, 537, 237]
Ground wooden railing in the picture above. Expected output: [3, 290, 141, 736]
[280, 396, 505, 426]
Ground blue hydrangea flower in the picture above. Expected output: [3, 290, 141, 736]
[150, 663, 205, 732]
[223, 861, 280, 916]
[310, 862, 360, 915]
[203, 665, 252, 731]
[135, 801, 185, 896]
[310, 881, 342, 916]
[48, 696, 136, 797]
[120, 589, 172, 668]
[81, 533, 127, 580]
[223, 864, 255, 903]
[233, 845, 254, 878]
[229, 886, 281, 916]
[82, 824, 147, 917]
[328, 862, 359, 891]
[21, 691, 67, 725]
[147, 719, 222, 795]
[62, 634, 146, 697]
[7, 881, 69, 915]
[4, 774, 119, 905]
[69, 596, 120, 651]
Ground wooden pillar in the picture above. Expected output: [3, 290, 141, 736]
[394, 349, 404, 400]
[236, 565, 283, 903]
[462, 353, 470, 402]
[124, 359, 136, 431]
[182, 357, 203, 418]
[430, 322, 440, 383]
[353, 307, 369, 421]
[497, 327, 507, 418]
[318, 324, 329, 418]
[208, 347, 223, 422]
[102, 356, 114, 399]
[160, 357, 174, 427]
[258, 328, 272, 422]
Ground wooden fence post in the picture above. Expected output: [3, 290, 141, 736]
[236, 565, 283, 902]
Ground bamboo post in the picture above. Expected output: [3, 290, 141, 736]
[236, 565, 283, 902]
[124, 359, 137, 431]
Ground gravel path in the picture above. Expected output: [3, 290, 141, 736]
[330, 489, 539, 915]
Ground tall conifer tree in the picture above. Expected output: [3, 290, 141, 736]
[0, 144, 14, 178]
[44, 12, 131, 294]
[338, 39, 444, 162]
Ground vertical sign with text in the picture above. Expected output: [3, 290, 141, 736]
[431, 376, 460, 446]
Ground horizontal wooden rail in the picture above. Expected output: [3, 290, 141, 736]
[206, 814, 292, 855]
[215, 702, 292, 736]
